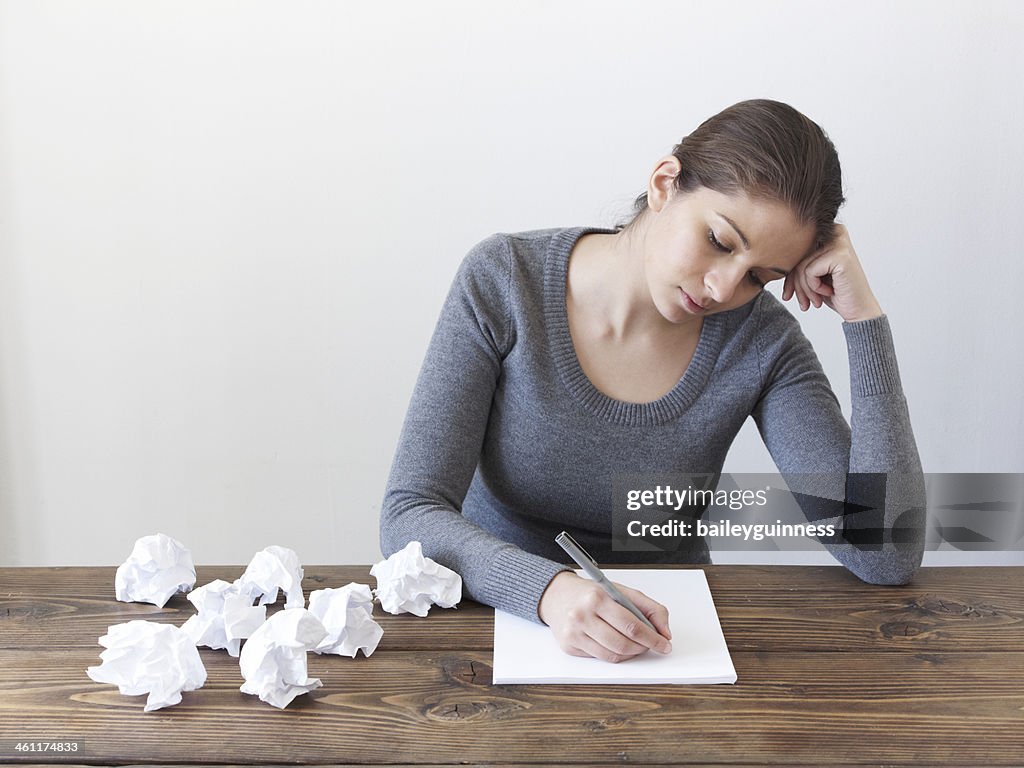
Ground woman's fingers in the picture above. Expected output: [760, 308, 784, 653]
[780, 224, 883, 322]
[797, 259, 822, 309]
[597, 588, 672, 655]
[581, 616, 651, 661]
[809, 272, 835, 296]
[570, 632, 635, 663]
[540, 572, 673, 663]
[617, 583, 672, 641]
[785, 265, 811, 310]
[804, 253, 841, 308]
[785, 252, 835, 311]
[793, 271, 810, 311]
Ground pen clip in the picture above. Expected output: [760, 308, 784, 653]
[555, 531, 600, 570]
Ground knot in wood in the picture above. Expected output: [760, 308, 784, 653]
[425, 700, 492, 722]
[582, 715, 628, 732]
[880, 620, 928, 639]
[913, 595, 978, 617]
[443, 658, 491, 686]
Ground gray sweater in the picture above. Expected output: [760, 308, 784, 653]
[380, 227, 926, 623]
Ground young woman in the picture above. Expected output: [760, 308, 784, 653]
[380, 99, 925, 663]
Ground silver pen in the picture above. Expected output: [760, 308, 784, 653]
[555, 531, 656, 631]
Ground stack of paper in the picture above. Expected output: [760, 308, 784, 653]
[492, 569, 736, 685]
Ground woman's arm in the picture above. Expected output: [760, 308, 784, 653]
[752, 226, 926, 583]
[379, 235, 569, 622]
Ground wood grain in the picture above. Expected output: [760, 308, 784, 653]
[1, 565, 1022, 766]
[1, 648, 1022, 765]
[2, 566, 1021, 652]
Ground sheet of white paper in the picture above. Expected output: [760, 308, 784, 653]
[492, 569, 736, 685]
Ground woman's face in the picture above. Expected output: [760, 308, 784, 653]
[642, 183, 818, 323]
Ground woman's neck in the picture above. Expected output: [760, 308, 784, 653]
[568, 226, 701, 341]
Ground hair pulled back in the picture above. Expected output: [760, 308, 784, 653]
[620, 99, 845, 251]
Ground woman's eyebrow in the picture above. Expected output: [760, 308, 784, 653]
[716, 212, 750, 249]
[716, 212, 790, 276]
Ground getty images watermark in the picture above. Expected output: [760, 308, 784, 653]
[610, 473, 1024, 553]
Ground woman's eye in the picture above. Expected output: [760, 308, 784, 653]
[707, 229, 730, 252]
[747, 270, 766, 289]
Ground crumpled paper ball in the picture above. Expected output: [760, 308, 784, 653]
[237, 545, 305, 609]
[370, 541, 462, 616]
[114, 533, 196, 608]
[308, 583, 384, 657]
[86, 620, 207, 712]
[239, 608, 327, 709]
[180, 579, 268, 657]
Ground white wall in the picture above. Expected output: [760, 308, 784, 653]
[1, 0, 1021, 567]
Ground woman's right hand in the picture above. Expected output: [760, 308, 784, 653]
[537, 571, 673, 662]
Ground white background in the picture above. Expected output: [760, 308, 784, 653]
[1, 0, 1021, 567]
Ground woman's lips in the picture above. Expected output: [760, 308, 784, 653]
[680, 288, 706, 313]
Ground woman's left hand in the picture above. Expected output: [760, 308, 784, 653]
[782, 224, 884, 323]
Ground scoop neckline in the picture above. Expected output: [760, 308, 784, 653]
[543, 226, 725, 427]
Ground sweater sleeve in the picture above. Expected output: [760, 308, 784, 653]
[751, 297, 926, 584]
[379, 234, 570, 623]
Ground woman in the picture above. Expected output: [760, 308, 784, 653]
[380, 99, 925, 663]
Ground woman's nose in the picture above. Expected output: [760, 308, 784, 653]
[704, 266, 745, 305]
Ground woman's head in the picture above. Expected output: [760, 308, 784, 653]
[620, 99, 844, 252]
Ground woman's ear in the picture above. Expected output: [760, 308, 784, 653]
[647, 156, 682, 214]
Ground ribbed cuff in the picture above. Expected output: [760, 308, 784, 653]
[842, 314, 902, 397]
[482, 546, 571, 625]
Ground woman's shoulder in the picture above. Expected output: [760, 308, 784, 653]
[750, 290, 802, 331]
[715, 289, 803, 338]
[458, 228, 555, 270]
[448, 228, 567, 315]
[747, 291, 823, 379]
[462, 227, 570, 265]
[713, 290, 817, 374]
[457, 227, 587, 295]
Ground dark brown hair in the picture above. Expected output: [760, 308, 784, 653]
[618, 99, 845, 251]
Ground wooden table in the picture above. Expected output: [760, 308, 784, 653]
[1, 564, 1022, 766]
